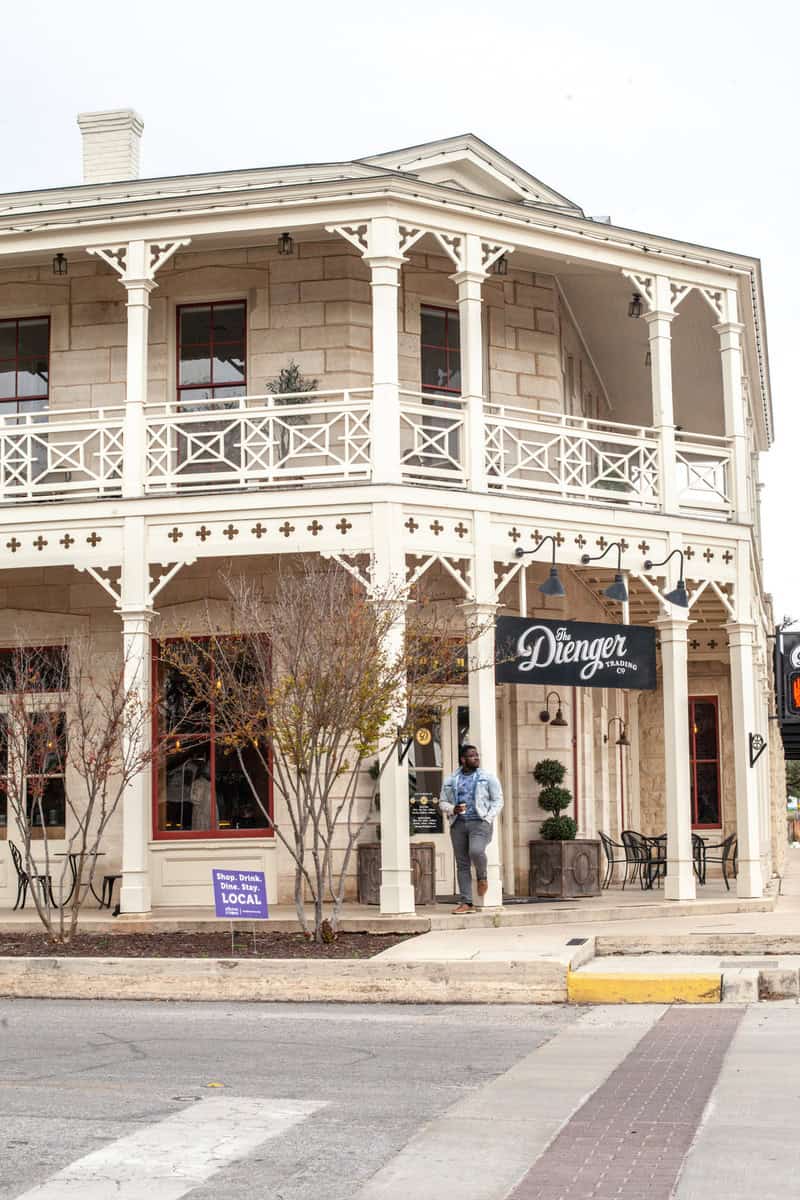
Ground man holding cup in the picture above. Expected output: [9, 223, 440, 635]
[440, 745, 504, 913]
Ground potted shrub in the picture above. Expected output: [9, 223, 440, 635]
[267, 360, 318, 464]
[528, 758, 600, 898]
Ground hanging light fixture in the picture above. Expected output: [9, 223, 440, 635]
[540, 691, 568, 727]
[643, 549, 690, 608]
[277, 232, 294, 256]
[644, 349, 652, 368]
[492, 254, 509, 276]
[628, 292, 643, 319]
[515, 535, 565, 598]
[52, 253, 68, 276]
[604, 716, 630, 746]
[580, 541, 628, 604]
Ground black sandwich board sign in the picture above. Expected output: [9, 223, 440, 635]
[495, 616, 657, 690]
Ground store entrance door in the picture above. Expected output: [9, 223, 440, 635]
[407, 701, 470, 897]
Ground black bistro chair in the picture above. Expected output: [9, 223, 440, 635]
[598, 831, 627, 889]
[700, 833, 738, 890]
[8, 839, 56, 910]
[620, 830, 657, 889]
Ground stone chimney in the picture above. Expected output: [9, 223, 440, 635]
[77, 109, 144, 184]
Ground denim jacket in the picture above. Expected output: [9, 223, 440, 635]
[439, 768, 504, 826]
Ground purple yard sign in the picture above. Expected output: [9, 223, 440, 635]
[212, 869, 269, 920]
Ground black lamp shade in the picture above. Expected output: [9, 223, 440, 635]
[664, 579, 689, 608]
[493, 255, 508, 276]
[603, 573, 629, 604]
[551, 707, 568, 728]
[278, 232, 294, 256]
[616, 730, 631, 746]
[539, 567, 566, 598]
[628, 292, 643, 318]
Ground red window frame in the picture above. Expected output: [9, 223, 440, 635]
[420, 304, 461, 395]
[0, 316, 50, 413]
[151, 638, 273, 840]
[688, 695, 722, 830]
[175, 301, 247, 406]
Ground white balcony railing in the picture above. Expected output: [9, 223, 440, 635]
[0, 391, 734, 520]
[144, 390, 372, 493]
[485, 404, 662, 507]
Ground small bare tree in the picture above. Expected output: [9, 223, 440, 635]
[1, 637, 161, 943]
[162, 559, 491, 942]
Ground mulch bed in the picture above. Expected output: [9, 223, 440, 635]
[0, 930, 417, 960]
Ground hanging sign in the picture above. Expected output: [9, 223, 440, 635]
[409, 793, 444, 835]
[495, 616, 657, 690]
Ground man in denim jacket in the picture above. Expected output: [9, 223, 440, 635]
[439, 745, 504, 913]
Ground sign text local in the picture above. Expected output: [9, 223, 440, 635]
[212, 869, 269, 920]
[495, 616, 657, 690]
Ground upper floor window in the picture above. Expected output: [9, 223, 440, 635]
[421, 305, 461, 394]
[689, 696, 722, 829]
[177, 302, 246, 406]
[0, 317, 50, 418]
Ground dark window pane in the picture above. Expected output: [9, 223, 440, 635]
[164, 741, 212, 831]
[421, 307, 447, 347]
[212, 304, 245, 343]
[17, 357, 48, 397]
[161, 658, 211, 735]
[213, 343, 245, 384]
[180, 306, 212, 346]
[421, 348, 448, 391]
[0, 324, 15, 358]
[692, 702, 718, 759]
[694, 762, 720, 825]
[215, 742, 270, 830]
[447, 361, 461, 391]
[179, 347, 211, 386]
[0, 365, 15, 399]
[17, 319, 49, 358]
[448, 317, 460, 350]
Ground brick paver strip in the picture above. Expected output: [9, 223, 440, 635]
[507, 1007, 744, 1200]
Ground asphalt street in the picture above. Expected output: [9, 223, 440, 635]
[0, 1000, 797, 1199]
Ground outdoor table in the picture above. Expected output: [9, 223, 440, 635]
[644, 835, 706, 888]
[53, 852, 106, 906]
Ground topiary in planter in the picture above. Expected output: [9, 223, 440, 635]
[533, 758, 577, 841]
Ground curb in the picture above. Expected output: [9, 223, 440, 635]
[566, 968, 721, 1005]
[0, 956, 569, 1004]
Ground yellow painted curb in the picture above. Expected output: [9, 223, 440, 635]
[567, 969, 721, 1005]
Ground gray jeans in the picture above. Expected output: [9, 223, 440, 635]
[450, 818, 493, 904]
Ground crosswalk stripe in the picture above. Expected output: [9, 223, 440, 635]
[13, 1096, 325, 1199]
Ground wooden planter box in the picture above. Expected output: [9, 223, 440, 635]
[357, 842, 436, 906]
[528, 839, 601, 899]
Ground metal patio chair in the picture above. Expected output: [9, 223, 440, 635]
[8, 839, 56, 910]
[700, 833, 738, 890]
[598, 831, 627, 889]
[620, 830, 656, 890]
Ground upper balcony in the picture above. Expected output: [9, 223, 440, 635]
[0, 387, 734, 519]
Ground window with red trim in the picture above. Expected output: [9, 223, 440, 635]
[177, 302, 246, 406]
[420, 305, 461, 394]
[689, 696, 722, 829]
[153, 639, 272, 839]
[0, 317, 50, 418]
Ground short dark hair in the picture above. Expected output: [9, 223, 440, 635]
[459, 743, 478, 761]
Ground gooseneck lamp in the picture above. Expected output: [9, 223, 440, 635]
[643, 549, 689, 609]
[514, 535, 566, 598]
[580, 541, 628, 604]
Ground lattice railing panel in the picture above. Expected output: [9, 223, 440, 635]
[0, 409, 124, 502]
[399, 391, 466, 485]
[675, 438, 731, 513]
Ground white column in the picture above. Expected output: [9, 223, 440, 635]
[365, 218, 403, 485]
[118, 515, 153, 913]
[644, 276, 678, 513]
[121, 240, 154, 499]
[627, 693, 642, 831]
[715, 289, 750, 522]
[453, 234, 486, 492]
[725, 621, 764, 897]
[465, 511, 502, 906]
[656, 612, 696, 899]
[372, 502, 415, 914]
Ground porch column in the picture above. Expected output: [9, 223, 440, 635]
[118, 515, 153, 914]
[120, 241, 155, 498]
[725, 621, 764, 897]
[365, 218, 404, 485]
[644, 276, 678, 513]
[715, 290, 750, 522]
[656, 612, 695, 899]
[466, 511, 503, 906]
[453, 234, 487, 492]
[372, 502, 415, 914]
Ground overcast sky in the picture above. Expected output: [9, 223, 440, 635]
[0, 0, 796, 620]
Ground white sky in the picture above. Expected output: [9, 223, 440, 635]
[0, 0, 796, 620]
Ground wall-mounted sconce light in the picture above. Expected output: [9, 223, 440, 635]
[540, 691, 568, 727]
[515, 535, 565, 598]
[492, 254, 509, 276]
[580, 541, 628, 604]
[604, 716, 630, 746]
[52, 253, 68, 276]
[628, 292, 643, 319]
[643, 548, 689, 608]
[277, 232, 294, 256]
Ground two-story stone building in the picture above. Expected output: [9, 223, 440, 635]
[0, 109, 784, 913]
